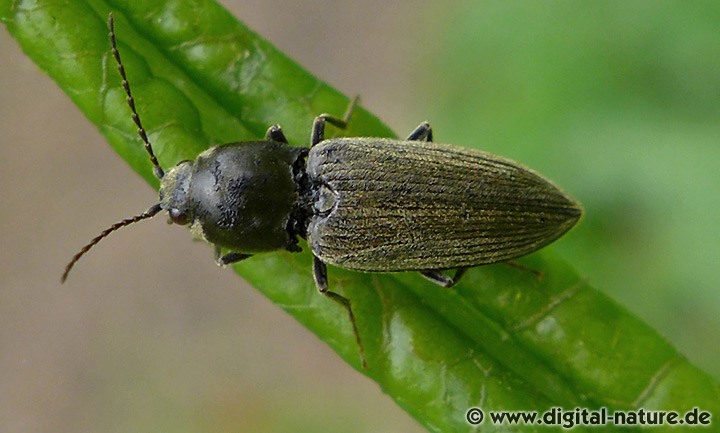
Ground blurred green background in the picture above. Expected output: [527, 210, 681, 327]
[1, 1, 718, 432]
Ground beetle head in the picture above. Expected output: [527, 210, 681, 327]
[159, 161, 193, 226]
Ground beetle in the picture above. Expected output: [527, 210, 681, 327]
[62, 14, 582, 367]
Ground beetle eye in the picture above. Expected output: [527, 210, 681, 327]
[168, 208, 189, 225]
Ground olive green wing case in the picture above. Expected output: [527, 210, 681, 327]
[306, 138, 581, 272]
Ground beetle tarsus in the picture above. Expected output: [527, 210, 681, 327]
[313, 256, 367, 369]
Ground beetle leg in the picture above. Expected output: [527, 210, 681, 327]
[312, 256, 367, 369]
[406, 121, 433, 142]
[504, 260, 544, 280]
[214, 245, 252, 266]
[312, 255, 329, 291]
[311, 96, 359, 147]
[265, 124, 288, 143]
[420, 267, 468, 288]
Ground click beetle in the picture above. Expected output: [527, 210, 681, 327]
[63, 14, 582, 367]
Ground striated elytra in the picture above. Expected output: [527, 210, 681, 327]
[307, 137, 581, 274]
[62, 14, 582, 368]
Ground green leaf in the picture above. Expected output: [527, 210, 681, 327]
[4, 0, 718, 432]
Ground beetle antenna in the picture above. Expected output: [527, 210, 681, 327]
[61, 204, 163, 283]
[108, 13, 165, 179]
